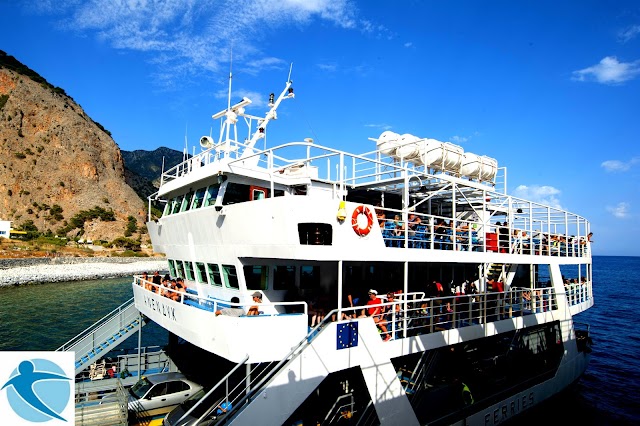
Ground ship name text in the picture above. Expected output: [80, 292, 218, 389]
[143, 295, 176, 321]
[484, 392, 534, 425]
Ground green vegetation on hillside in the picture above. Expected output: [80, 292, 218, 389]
[0, 50, 70, 98]
[55, 206, 116, 236]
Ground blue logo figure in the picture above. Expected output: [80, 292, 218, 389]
[2, 358, 71, 423]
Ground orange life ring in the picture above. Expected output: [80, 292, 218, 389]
[352, 205, 374, 237]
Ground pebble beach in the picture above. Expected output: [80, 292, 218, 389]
[0, 257, 167, 287]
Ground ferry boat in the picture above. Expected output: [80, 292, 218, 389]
[135, 69, 594, 426]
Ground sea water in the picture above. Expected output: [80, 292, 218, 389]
[0, 257, 638, 424]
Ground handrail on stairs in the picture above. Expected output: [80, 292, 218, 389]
[56, 298, 145, 374]
[56, 298, 137, 352]
[217, 309, 338, 423]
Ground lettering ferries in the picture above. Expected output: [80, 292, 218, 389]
[485, 392, 535, 425]
[133, 66, 594, 425]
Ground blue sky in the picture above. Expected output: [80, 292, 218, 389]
[1, 1, 638, 256]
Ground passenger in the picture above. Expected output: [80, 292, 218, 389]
[172, 279, 186, 301]
[393, 215, 405, 236]
[340, 286, 357, 319]
[407, 213, 421, 245]
[375, 203, 386, 227]
[309, 294, 328, 326]
[215, 297, 244, 316]
[140, 271, 149, 287]
[366, 289, 390, 341]
[151, 270, 162, 292]
[408, 213, 421, 229]
[246, 291, 262, 316]
[434, 218, 448, 249]
[486, 278, 504, 321]
[385, 292, 402, 338]
[161, 277, 172, 298]
[384, 292, 401, 319]
[107, 365, 117, 379]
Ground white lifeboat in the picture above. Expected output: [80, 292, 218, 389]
[460, 153, 498, 181]
[376, 131, 400, 156]
[419, 139, 464, 173]
[395, 134, 421, 160]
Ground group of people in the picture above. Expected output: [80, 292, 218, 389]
[363, 289, 403, 341]
[140, 271, 186, 302]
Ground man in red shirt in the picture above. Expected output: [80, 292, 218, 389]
[366, 289, 390, 341]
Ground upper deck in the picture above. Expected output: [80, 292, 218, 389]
[153, 136, 591, 261]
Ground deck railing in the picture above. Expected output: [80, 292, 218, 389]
[155, 140, 591, 257]
[377, 209, 591, 258]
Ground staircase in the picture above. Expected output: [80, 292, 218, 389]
[487, 263, 504, 281]
[56, 298, 147, 374]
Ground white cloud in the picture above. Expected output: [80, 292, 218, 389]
[601, 157, 640, 172]
[317, 63, 338, 72]
[404, 42, 413, 48]
[618, 25, 640, 43]
[365, 123, 393, 131]
[512, 185, 562, 209]
[30, 0, 367, 86]
[450, 135, 468, 144]
[606, 202, 630, 218]
[571, 56, 640, 84]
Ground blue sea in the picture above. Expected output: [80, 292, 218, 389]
[0, 256, 638, 425]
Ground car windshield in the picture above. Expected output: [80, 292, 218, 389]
[130, 377, 153, 399]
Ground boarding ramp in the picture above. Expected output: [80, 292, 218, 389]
[56, 298, 147, 374]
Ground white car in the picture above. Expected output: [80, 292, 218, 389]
[108, 372, 203, 419]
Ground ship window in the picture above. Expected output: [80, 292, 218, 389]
[203, 185, 220, 207]
[300, 265, 320, 289]
[206, 263, 223, 287]
[244, 265, 268, 290]
[171, 195, 183, 215]
[250, 185, 269, 201]
[274, 189, 285, 197]
[274, 266, 296, 290]
[195, 262, 207, 283]
[222, 265, 239, 289]
[162, 201, 171, 216]
[191, 188, 207, 209]
[298, 223, 332, 245]
[222, 183, 251, 205]
[180, 191, 194, 212]
[176, 261, 186, 279]
[168, 259, 177, 278]
[184, 261, 195, 281]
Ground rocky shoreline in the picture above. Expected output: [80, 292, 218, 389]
[0, 257, 167, 287]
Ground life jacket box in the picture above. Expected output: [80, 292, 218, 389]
[486, 232, 498, 252]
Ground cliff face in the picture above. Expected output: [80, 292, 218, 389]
[0, 57, 147, 242]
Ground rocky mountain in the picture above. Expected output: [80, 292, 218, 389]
[0, 50, 181, 244]
[121, 147, 187, 199]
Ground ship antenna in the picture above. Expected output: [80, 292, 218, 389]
[183, 124, 188, 162]
[287, 62, 293, 82]
[226, 49, 233, 111]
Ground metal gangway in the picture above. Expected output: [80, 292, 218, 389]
[56, 298, 146, 375]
